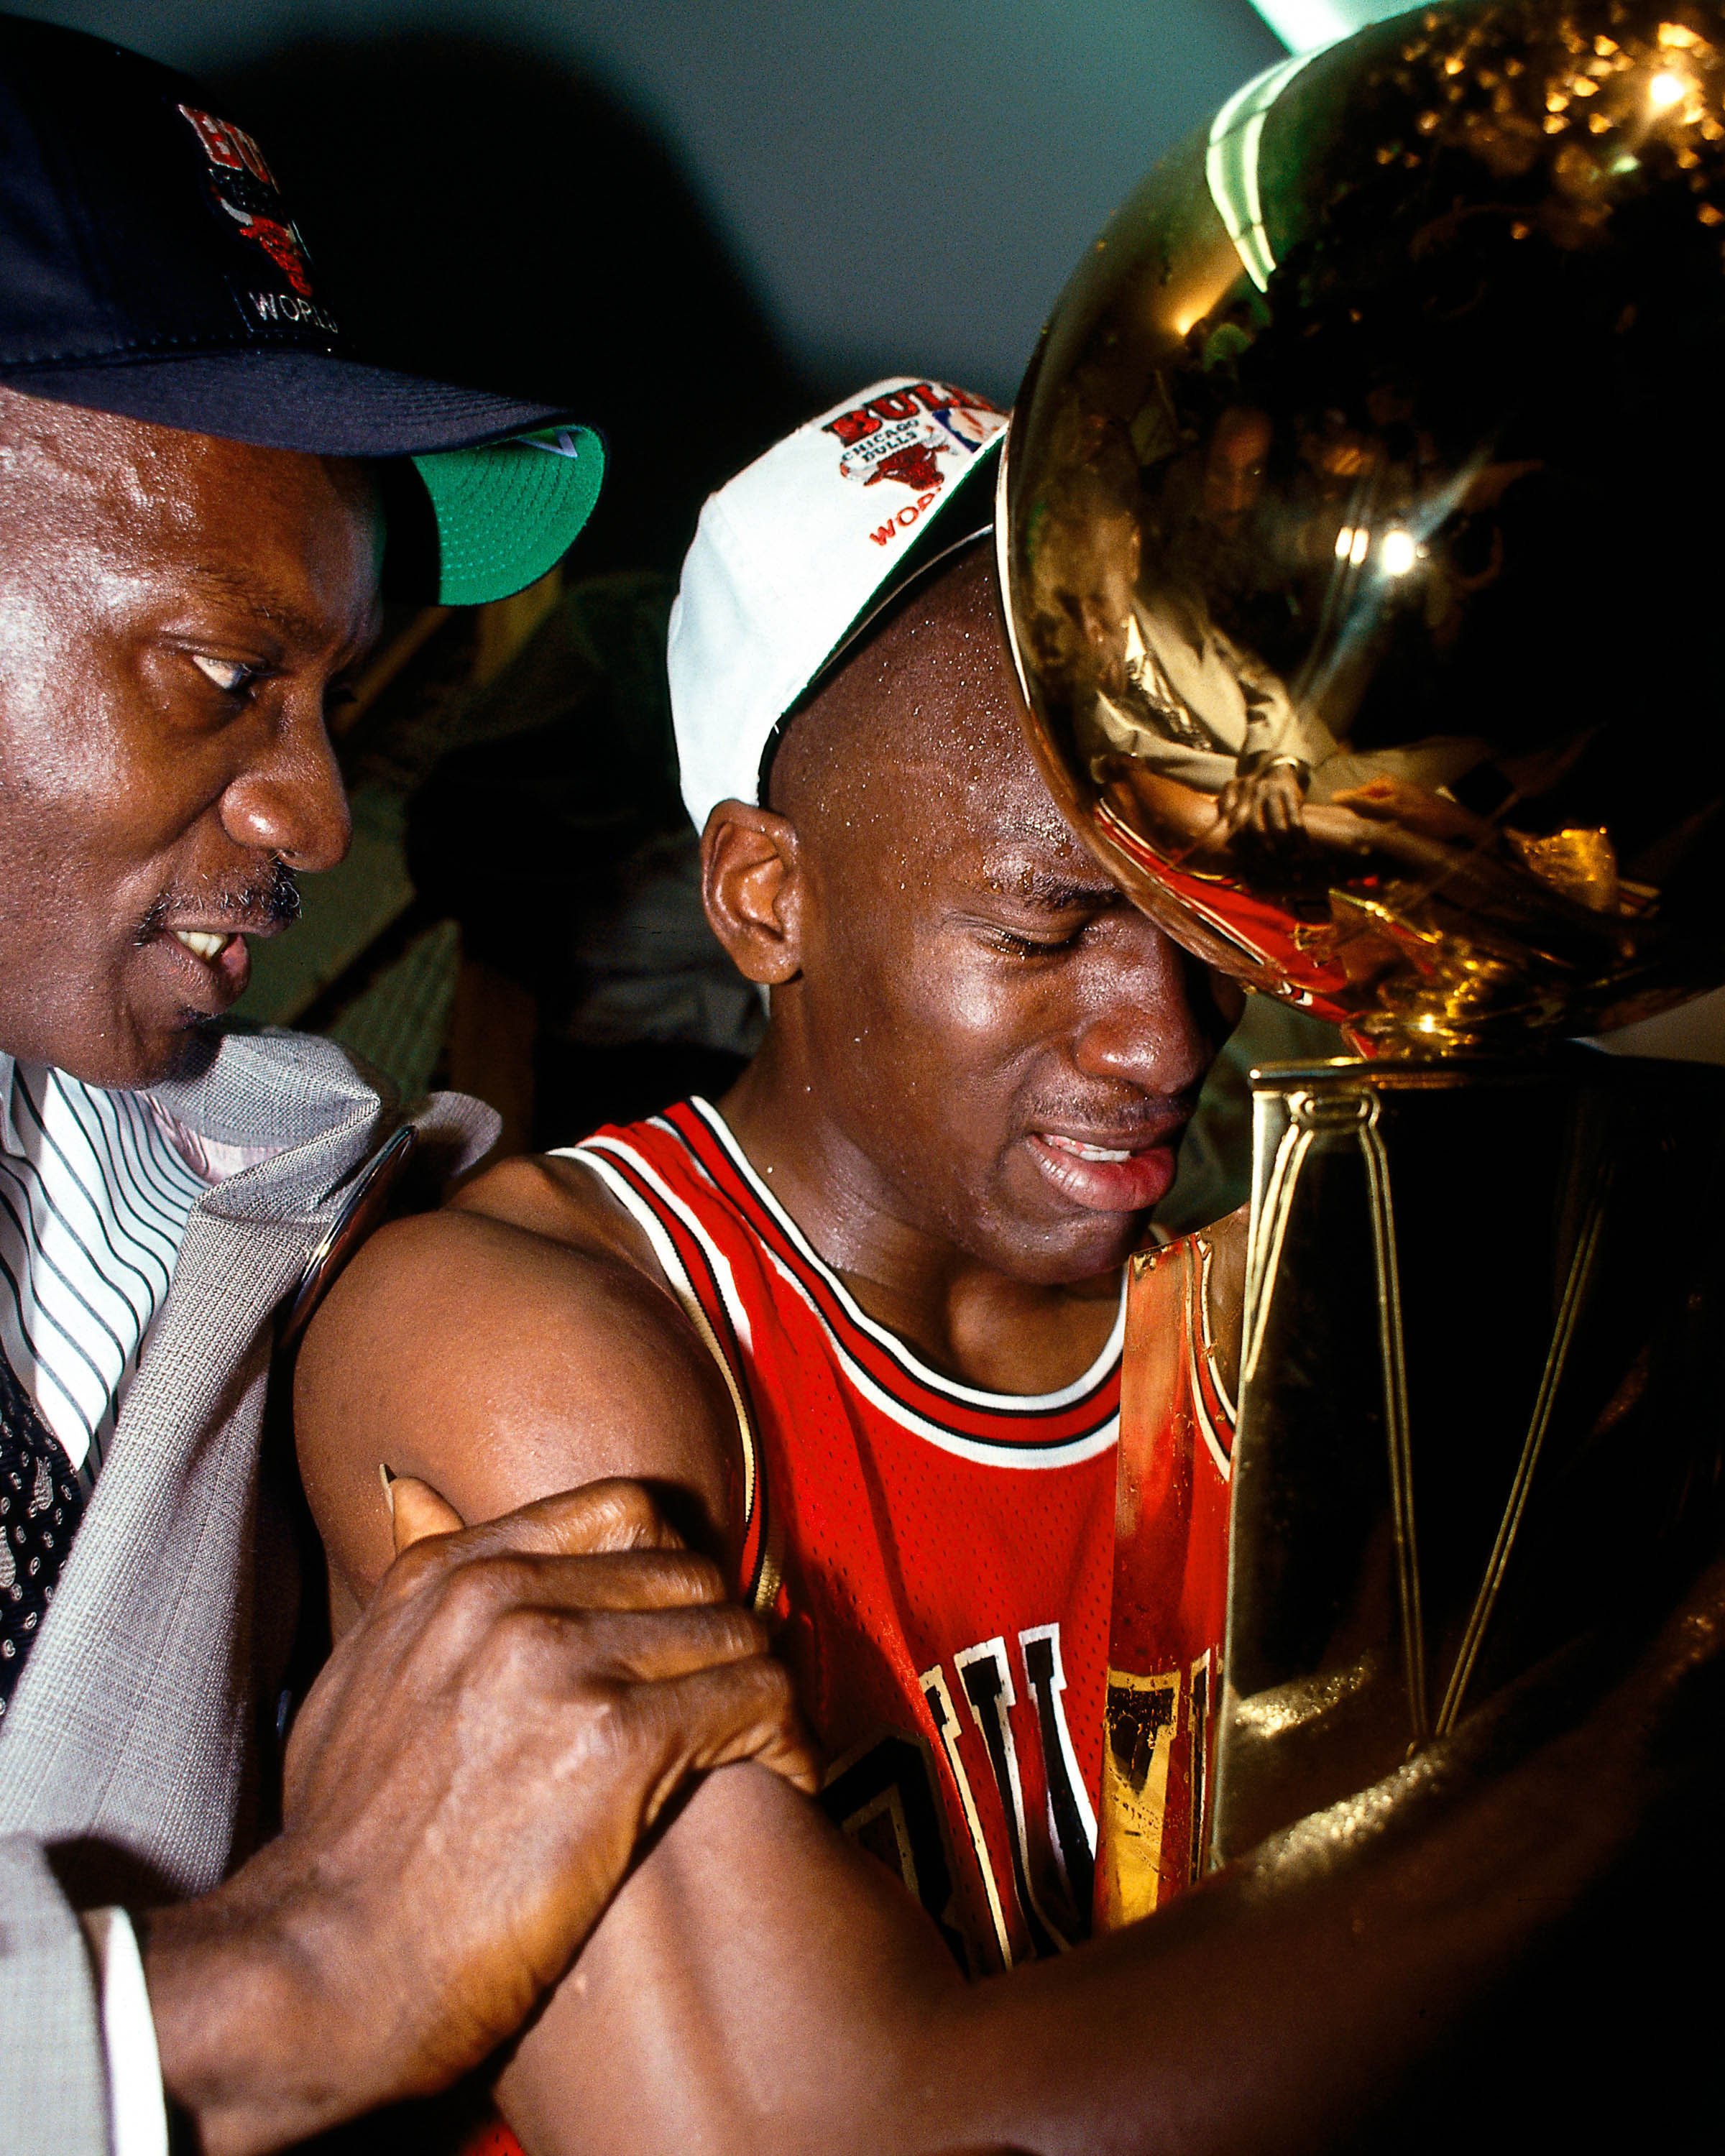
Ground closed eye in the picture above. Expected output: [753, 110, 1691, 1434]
[986, 923, 1087, 959]
[190, 653, 261, 696]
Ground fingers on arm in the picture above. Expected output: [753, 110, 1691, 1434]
[595, 1642, 820, 1807]
[586, 1606, 820, 1797]
[446, 1478, 688, 1560]
[638, 1660, 821, 1797]
[472, 1597, 819, 1804]
[387, 1545, 732, 1639]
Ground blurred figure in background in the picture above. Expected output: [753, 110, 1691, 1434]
[408, 568, 765, 1149]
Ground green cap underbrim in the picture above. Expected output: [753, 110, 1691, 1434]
[411, 423, 605, 606]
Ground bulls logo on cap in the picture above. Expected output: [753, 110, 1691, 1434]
[176, 102, 334, 336]
[824, 380, 1005, 494]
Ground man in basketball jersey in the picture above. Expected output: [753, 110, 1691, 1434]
[297, 382, 1725, 2152]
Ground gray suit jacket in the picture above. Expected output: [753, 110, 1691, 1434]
[0, 1030, 492, 2150]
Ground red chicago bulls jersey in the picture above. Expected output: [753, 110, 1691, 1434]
[560, 1098, 1236, 1972]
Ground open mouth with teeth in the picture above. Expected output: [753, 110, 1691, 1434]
[1027, 1123, 1186, 1214]
[174, 929, 234, 962]
[1040, 1133, 1138, 1164]
[150, 923, 254, 1013]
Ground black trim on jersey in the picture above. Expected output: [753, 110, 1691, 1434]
[1021, 1631, 1095, 1925]
[674, 1100, 1124, 1447]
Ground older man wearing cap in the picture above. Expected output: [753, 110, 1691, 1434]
[299, 381, 1725, 2153]
[0, 18, 815, 2156]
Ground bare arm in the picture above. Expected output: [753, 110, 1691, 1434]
[139, 1157, 804, 2156]
[500, 1626, 1707, 2156]
[295, 1156, 751, 1623]
[296, 1161, 1723, 2155]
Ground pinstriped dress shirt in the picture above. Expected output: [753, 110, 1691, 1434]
[0, 1054, 270, 1483]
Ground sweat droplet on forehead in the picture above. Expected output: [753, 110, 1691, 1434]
[774, 541, 1075, 863]
[981, 843, 1123, 913]
[962, 754, 1094, 857]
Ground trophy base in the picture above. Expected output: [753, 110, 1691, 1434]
[1209, 1049, 1725, 1866]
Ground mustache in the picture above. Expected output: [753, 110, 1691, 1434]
[1026, 1082, 1202, 1136]
[134, 860, 302, 945]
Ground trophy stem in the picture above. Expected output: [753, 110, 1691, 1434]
[1209, 1053, 1725, 1866]
[1358, 1101, 1427, 1744]
[1432, 1161, 1611, 1736]
[1240, 1123, 1308, 1387]
[1245, 1089, 1430, 1740]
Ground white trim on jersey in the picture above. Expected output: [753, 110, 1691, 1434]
[686, 1097, 1127, 1417]
[752, 1243, 1119, 1468]
[569, 1119, 1121, 1473]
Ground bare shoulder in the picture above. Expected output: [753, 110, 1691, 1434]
[447, 1146, 662, 1273]
[295, 1150, 742, 1616]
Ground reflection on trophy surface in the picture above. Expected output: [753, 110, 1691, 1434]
[1000, 0, 1725, 1912]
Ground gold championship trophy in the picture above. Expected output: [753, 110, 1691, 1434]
[999, 0, 1725, 1909]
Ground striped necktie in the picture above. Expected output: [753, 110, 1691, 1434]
[0, 1341, 83, 1717]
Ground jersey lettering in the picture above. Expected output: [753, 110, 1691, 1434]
[1019, 1623, 1098, 1922]
[1100, 1668, 1180, 1923]
[955, 1637, 1069, 1955]
[895, 1625, 1099, 1960]
[921, 1662, 1013, 1968]
[1096, 1657, 1220, 1921]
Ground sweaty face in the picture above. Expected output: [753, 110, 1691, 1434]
[773, 548, 1214, 1285]
[0, 391, 377, 1088]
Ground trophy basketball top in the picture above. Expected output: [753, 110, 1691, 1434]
[1001, 0, 1725, 1057]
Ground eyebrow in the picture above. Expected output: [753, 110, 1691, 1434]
[180, 565, 377, 658]
[985, 865, 1123, 913]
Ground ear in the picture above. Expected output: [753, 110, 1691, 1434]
[702, 800, 805, 986]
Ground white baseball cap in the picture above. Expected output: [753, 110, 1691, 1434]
[668, 375, 1008, 834]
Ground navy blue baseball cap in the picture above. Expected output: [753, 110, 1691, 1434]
[0, 13, 603, 602]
